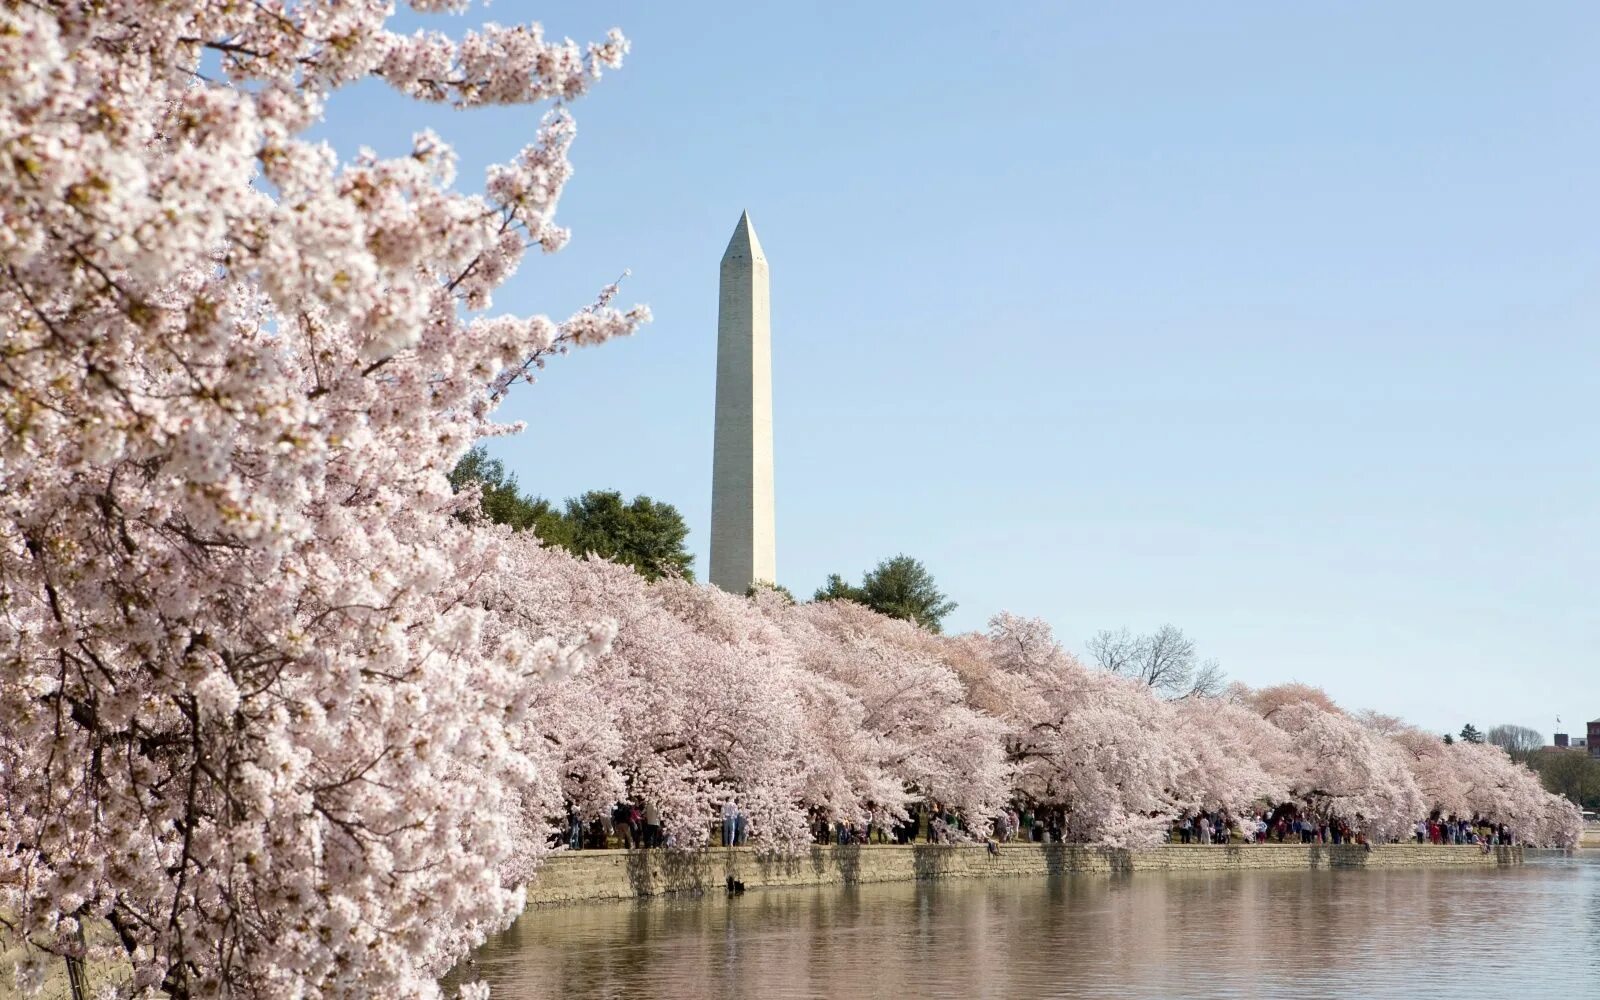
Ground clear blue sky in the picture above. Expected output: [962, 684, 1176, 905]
[318, 2, 1599, 737]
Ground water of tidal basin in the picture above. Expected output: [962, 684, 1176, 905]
[471, 853, 1598, 999]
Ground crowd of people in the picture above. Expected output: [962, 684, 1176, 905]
[563, 801, 676, 850]
[560, 798, 757, 850]
[1164, 809, 1519, 848]
[1415, 816, 1515, 846]
[556, 798, 1526, 852]
[1165, 808, 1363, 845]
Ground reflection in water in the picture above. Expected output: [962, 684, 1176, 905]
[470, 854, 1599, 998]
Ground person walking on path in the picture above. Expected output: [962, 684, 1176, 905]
[722, 798, 738, 847]
[566, 805, 583, 851]
[612, 802, 632, 849]
[644, 801, 662, 848]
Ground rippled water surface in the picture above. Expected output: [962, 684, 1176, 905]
[470, 853, 1599, 998]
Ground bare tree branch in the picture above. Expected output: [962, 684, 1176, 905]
[1087, 624, 1225, 700]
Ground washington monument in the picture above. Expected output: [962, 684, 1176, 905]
[709, 212, 776, 593]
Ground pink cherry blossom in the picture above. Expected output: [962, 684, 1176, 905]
[1, 2, 640, 997]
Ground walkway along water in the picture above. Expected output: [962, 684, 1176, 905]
[522, 842, 1524, 906]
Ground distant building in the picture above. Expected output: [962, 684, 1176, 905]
[1553, 725, 1599, 755]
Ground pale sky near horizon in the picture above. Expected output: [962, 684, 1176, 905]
[316, 2, 1599, 738]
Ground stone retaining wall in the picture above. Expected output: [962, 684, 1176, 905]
[524, 842, 1522, 906]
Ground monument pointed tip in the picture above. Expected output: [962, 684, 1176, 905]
[722, 210, 765, 264]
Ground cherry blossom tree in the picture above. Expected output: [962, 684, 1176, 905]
[0, 2, 643, 997]
[984, 615, 1189, 847]
[1387, 726, 1582, 846]
[597, 573, 818, 850]
[483, 539, 1012, 852]
[1242, 682, 1342, 719]
[1262, 699, 1425, 841]
[1171, 696, 1289, 818]
[780, 599, 1011, 831]
[484, 537, 820, 852]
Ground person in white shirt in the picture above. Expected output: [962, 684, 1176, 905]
[644, 801, 661, 848]
[722, 798, 738, 847]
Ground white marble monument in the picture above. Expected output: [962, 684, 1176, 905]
[709, 212, 776, 593]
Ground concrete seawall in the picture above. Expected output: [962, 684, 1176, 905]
[524, 842, 1523, 906]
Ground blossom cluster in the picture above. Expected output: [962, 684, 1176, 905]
[1, 2, 641, 998]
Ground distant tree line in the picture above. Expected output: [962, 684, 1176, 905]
[1531, 750, 1600, 811]
[450, 447, 695, 581]
[1466, 720, 1600, 812]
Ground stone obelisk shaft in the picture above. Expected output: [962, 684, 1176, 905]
[710, 212, 776, 592]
